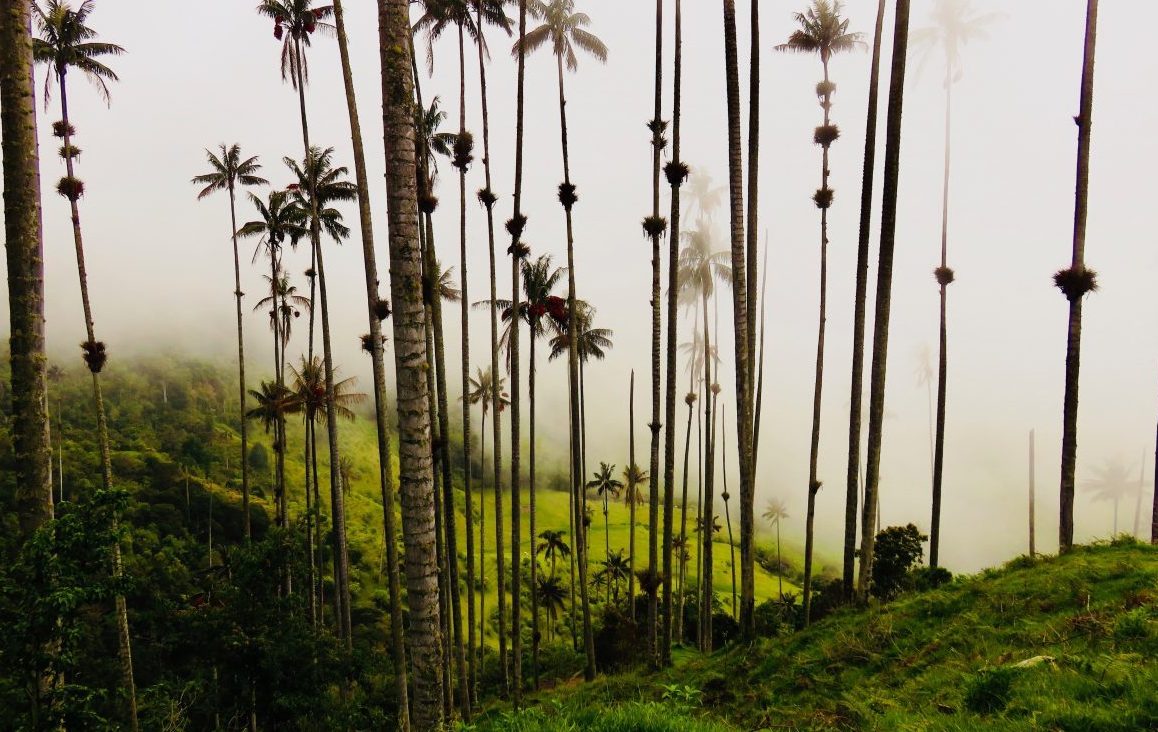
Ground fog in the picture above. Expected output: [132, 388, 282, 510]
[2, 0, 1156, 573]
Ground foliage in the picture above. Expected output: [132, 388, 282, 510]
[964, 666, 1018, 713]
[870, 523, 927, 600]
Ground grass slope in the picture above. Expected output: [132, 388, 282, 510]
[468, 540, 1158, 731]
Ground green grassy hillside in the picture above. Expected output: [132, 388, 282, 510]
[467, 540, 1158, 731]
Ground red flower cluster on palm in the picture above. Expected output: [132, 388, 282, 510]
[545, 296, 567, 322]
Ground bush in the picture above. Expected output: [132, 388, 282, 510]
[964, 667, 1018, 714]
[871, 524, 927, 600]
[594, 606, 644, 672]
[911, 565, 953, 592]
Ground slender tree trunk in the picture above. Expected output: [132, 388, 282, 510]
[646, 0, 664, 667]
[1058, 0, 1099, 554]
[529, 330, 540, 689]
[474, 12, 507, 697]
[930, 66, 953, 569]
[1133, 449, 1144, 538]
[721, 0, 754, 638]
[57, 71, 139, 732]
[290, 35, 351, 641]
[555, 53, 596, 681]
[332, 0, 409, 721]
[447, 22, 471, 719]
[508, 0, 529, 699]
[745, 0, 760, 480]
[378, 0, 444, 725]
[804, 59, 835, 626]
[2, 0, 52, 540]
[700, 293, 715, 652]
[858, 0, 913, 599]
[662, 0, 684, 664]
[628, 371, 637, 619]
[226, 183, 252, 540]
[477, 404, 486, 697]
[677, 387, 693, 645]
[845, 0, 887, 600]
[721, 404, 736, 619]
[1152, 417, 1157, 545]
[1029, 429, 1036, 557]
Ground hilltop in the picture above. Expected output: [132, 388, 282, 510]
[468, 540, 1158, 731]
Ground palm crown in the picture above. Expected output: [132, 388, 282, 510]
[284, 146, 356, 244]
[548, 301, 612, 363]
[254, 267, 311, 345]
[774, 0, 865, 63]
[515, 0, 607, 71]
[911, 0, 1003, 83]
[237, 190, 308, 257]
[414, 0, 513, 73]
[33, 0, 124, 106]
[465, 366, 510, 415]
[586, 462, 623, 500]
[677, 226, 732, 308]
[256, 0, 334, 88]
[763, 498, 790, 525]
[288, 356, 366, 424]
[192, 144, 268, 200]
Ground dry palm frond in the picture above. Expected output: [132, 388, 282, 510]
[477, 187, 498, 208]
[56, 176, 84, 201]
[813, 188, 834, 209]
[664, 160, 690, 187]
[642, 215, 668, 238]
[557, 182, 578, 210]
[814, 124, 841, 147]
[81, 340, 107, 373]
[1053, 266, 1098, 301]
[934, 266, 956, 286]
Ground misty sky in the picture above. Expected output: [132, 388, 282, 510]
[2, 0, 1157, 573]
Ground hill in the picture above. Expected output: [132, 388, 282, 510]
[468, 540, 1158, 731]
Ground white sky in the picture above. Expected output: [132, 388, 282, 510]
[3, 0, 1157, 572]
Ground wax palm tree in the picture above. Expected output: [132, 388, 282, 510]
[677, 224, 729, 648]
[328, 0, 408, 711]
[464, 364, 507, 658]
[859, 0, 914, 599]
[776, 0, 863, 624]
[720, 0, 757, 639]
[378, 0, 444, 724]
[641, 0, 667, 664]
[677, 388, 696, 644]
[237, 189, 307, 527]
[1053, 0, 1099, 554]
[594, 550, 632, 605]
[763, 498, 789, 600]
[258, 0, 354, 642]
[516, 0, 606, 682]
[843, 0, 886, 600]
[536, 529, 571, 579]
[468, 0, 516, 700]
[910, 0, 1001, 569]
[1082, 459, 1133, 535]
[32, 5, 137, 722]
[586, 462, 623, 600]
[5, 0, 53, 566]
[415, 0, 511, 704]
[192, 144, 268, 540]
[660, 0, 687, 665]
[536, 575, 567, 642]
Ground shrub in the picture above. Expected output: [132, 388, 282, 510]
[911, 565, 953, 592]
[964, 667, 1018, 714]
[871, 524, 927, 600]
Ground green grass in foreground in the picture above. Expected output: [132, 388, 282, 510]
[466, 540, 1158, 731]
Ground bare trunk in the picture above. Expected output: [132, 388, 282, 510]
[1058, 0, 1099, 554]
[646, 0, 664, 667]
[845, 0, 886, 600]
[2, 0, 52, 539]
[722, 405, 736, 618]
[930, 70, 953, 569]
[628, 371, 636, 618]
[700, 292, 715, 651]
[226, 183, 251, 540]
[858, 0, 913, 599]
[661, 0, 684, 663]
[332, 0, 409, 722]
[677, 388, 693, 645]
[721, 0, 754, 637]
[378, 0, 444, 724]
[1029, 429, 1036, 557]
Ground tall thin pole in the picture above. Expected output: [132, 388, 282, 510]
[1029, 429, 1036, 557]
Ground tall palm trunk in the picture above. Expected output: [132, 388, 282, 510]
[661, 0, 685, 664]
[449, 21, 472, 719]
[56, 70, 139, 732]
[290, 36, 351, 640]
[529, 328, 540, 688]
[721, 404, 736, 618]
[858, 0, 913, 598]
[332, 0, 408, 721]
[1133, 450, 1143, 538]
[628, 371, 636, 618]
[676, 385, 693, 644]
[475, 5, 507, 694]
[1152, 418, 1158, 545]
[1029, 429, 1036, 556]
[3, 0, 53, 542]
[225, 182, 252, 540]
[804, 58, 835, 626]
[844, 0, 886, 601]
[555, 52, 596, 682]
[930, 58, 954, 568]
[745, 0, 760, 455]
[700, 292, 715, 651]
[377, 0, 444, 725]
[646, 0, 664, 665]
[1058, 0, 1099, 554]
[477, 401, 487, 695]
[508, 0, 528, 700]
[721, 0, 754, 638]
